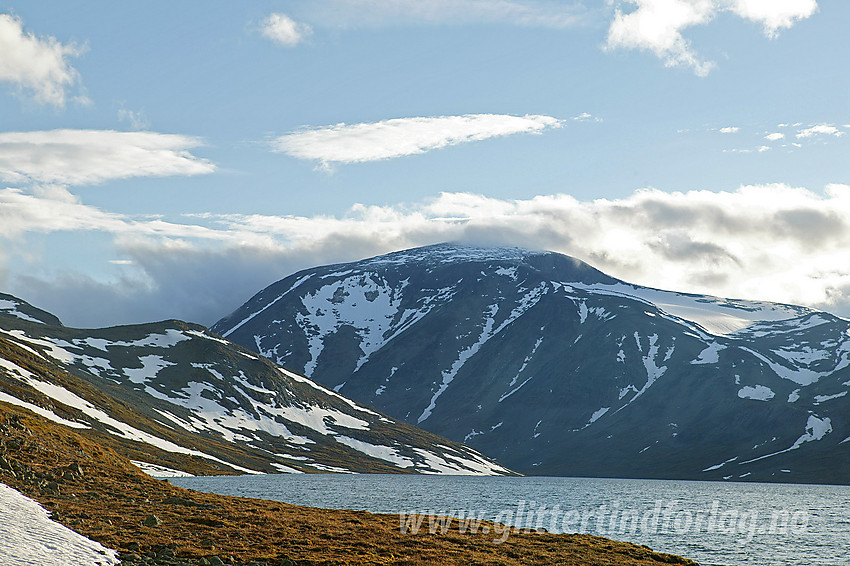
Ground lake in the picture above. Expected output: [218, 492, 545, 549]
[171, 475, 850, 566]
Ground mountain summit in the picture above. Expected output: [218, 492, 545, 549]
[214, 243, 850, 483]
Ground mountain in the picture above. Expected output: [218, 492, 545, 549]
[213, 243, 850, 484]
[0, 294, 511, 477]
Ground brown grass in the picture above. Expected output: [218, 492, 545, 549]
[0, 402, 696, 565]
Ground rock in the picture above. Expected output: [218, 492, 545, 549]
[162, 496, 216, 508]
[207, 557, 224, 566]
[142, 514, 162, 527]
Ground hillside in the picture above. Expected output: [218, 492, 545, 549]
[214, 243, 850, 483]
[0, 293, 510, 477]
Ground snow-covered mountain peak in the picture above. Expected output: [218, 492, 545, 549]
[360, 242, 545, 267]
[214, 244, 850, 483]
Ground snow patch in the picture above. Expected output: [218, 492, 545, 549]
[737, 385, 775, 401]
[298, 274, 406, 376]
[495, 266, 518, 280]
[132, 461, 194, 478]
[814, 391, 847, 403]
[0, 391, 89, 429]
[411, 447, 512, 475]
[123, 355, 174, 384]
[740, 415, 832, 464]
[739, 347, 830, 386]
[691, 342, 726, 365]
[581, 407, 609, 429]
[334, 436, 414, 468]
[0, 483, 119, 566]
[184, 329, 230, 345]
[0, 299, 44, 324]
[702, 456, 738, 472]
[269, 462, 305, 473]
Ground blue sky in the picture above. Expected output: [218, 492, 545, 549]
[2, 0, 850, 327]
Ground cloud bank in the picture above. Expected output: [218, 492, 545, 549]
[0, 13, 85, 106]
[606, 0, 818, 75]
[272, 114, 564, 168]
[4, 184, 850, 327]
[260, 13, 313, 47]
[0, 130, 215, 186]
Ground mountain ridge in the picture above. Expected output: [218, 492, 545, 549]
[0, 295, 512, 477]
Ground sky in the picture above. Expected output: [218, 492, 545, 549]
[2, 0, 850, 328]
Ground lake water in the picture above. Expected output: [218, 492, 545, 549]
[172, 475, 850, 566]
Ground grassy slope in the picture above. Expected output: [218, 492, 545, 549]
[0, 401, 696, 566]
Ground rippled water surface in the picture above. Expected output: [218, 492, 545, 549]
[172, 475, 850, 566]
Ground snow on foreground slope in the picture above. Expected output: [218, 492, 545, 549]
[0, 301, 511, 477]
[0, 482, 118, 566]
[213, 243, 850, 484]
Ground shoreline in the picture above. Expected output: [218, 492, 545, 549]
[0, 402, 697, 566]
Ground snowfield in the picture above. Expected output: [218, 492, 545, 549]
[0, 482, 119, 566]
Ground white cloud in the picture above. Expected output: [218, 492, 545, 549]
[0, 130, 215, 186]
[6, 183, 850, 327]
[303, 0, 585, 29]
[0, 13, 85, 106]
[260, 13, 312, 47]
[765, 132, 785, 141]
[606, 0, 818, 75]
[729, 0, 818, 38]
[606, 0, 717, 76]
[719, 126, 739, 133]
[796, 124, 844, 138]
[272, 114, 564, 167]
[757, 145, 770, 152]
